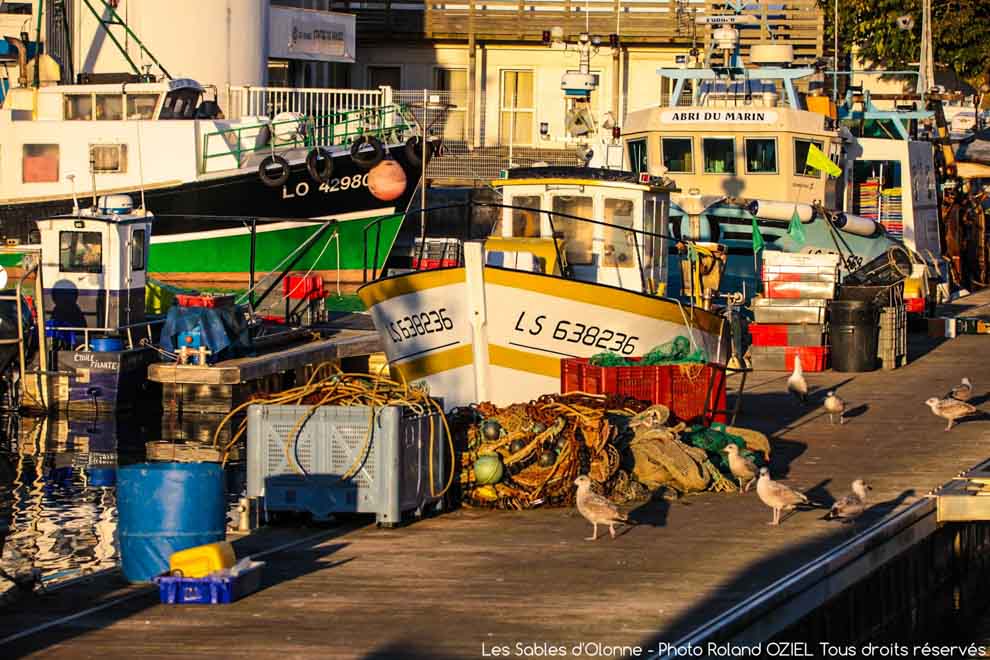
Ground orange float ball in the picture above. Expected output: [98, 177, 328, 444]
[367, 160, 408, 201]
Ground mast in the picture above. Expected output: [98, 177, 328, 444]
[917, 0, 934, 96]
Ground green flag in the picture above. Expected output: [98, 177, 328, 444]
[787, 208, 806, 246]
[751, 216, 765, 254]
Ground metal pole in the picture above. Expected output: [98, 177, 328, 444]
[420, 89, 428, 243]
[832, 0, 839, 102]
[248, 218, 257, 308]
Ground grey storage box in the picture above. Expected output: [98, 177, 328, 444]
[751, 296, 828, 324]
[247, 404, 446, 526]
[878, 305, 907, 370]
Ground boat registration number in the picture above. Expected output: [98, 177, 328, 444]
[514, 313, 638, 355]
[385, 308, 454, 343]
[281, 174, 369, 199]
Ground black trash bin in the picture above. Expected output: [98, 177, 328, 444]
[828, 300, 879, 372]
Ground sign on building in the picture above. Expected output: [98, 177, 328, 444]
[269, 7, 356, 63]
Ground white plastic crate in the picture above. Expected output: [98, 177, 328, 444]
[246, 404, 446, 526]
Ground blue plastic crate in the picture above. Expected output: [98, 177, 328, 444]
[154, 562, 264, 604]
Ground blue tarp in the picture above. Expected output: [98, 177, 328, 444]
[160, 305, 249, 362]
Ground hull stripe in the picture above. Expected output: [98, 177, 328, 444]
[359, 269, 466, 306]
[489, 344, 563, 378]
[392, 343, 474, 382]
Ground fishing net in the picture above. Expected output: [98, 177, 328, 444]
[588, 335, 707, 367]
[684, 423, 771, 472]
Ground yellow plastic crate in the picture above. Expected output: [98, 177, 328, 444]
[169, 541, 236, 578]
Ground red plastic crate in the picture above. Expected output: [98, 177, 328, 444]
[748, 323, 788, 346]
[749, 345, 829, 372]
[176, 293, 236, 308]
[282, 275, 324, 301]
[749, 323, 826, 348]
[560, 358, 728, 424]
[412, 257, 459, 270]
[905, 297, 926, 313]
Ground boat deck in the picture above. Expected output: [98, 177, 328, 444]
[4, 292, 990, 659]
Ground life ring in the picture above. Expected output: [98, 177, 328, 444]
[350, 136, 385, 170]
[305, 147, 334, 183]
[258, 154, 290, 188]
[403, 135, 432, 168]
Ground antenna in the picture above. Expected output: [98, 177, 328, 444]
[89, 152, 98, 209]
[67, 174, 79, 213]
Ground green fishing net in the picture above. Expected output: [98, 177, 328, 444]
[685, 423, 762, 472]
[588, 336, 707, 367]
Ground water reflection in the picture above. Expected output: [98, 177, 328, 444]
[0, 414, 155, 587]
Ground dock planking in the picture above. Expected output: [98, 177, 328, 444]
[5, 292, 990, 658]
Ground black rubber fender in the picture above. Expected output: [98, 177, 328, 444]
[305, 147, 334, 183]
[403, 135, 432, 168]
[258, 154, 290, 188]
[350, 135, 385, 170]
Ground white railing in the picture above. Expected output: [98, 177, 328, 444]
[219, 85, 395, 120]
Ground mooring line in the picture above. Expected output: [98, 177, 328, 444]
[0, 529, 335, 647]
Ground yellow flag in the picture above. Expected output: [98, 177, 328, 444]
[805, 143, 842, 177]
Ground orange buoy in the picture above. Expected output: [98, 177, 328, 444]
[367, 160, 408, 201]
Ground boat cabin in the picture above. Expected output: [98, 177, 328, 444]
[489, 167, 675, 295]
[38, 194, 151, 332]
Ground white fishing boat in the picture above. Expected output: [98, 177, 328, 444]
[358, 168, 729, 409]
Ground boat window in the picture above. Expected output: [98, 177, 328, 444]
[59, 231, 103, 273]
[703, 138, 735, 174]
[131, 229, 146, 271]
[643, 197, 657, 270]
[90, 144, 127, 173]
[602, 199, 636, 268]
[745, 138, 777, 174]
[661, 137, 693, 173]
[509, 195, 542, 237]
[95, 94, 124, 120]
[552, 196, 595, 265]
[160, 88, 201, 120]
[794, 138, 825, 177]
[64, 94, 93, 121]
[22, 144, 59, 183]
[127, 94, 160, 120]
[627, 139, 648, 175]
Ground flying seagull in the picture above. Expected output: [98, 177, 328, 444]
[824, 391, 846, 425]
[925, 397, 978, 431]
[787, 359, 808, 405]
[950, 378, 974, 402]
[723, 444, 758, 493]
[574, 475, 629, 541]
[756, 467, 809, 526]
[825, 479, 872, 523]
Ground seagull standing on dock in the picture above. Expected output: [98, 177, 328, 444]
[824, 391, 846, 425]
[825, 479, 872, 523]
[574, 475, 629, 541]
[925, 397, 978, 431]
[787, 359, 808, 405]
[723, 444, 758, 493]
[950, 378, 974, 402]
[756, 467, 809, 526]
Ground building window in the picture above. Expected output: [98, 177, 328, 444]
[22, 144, 59, 183]
[126, 94, 159, 120]
[435, 68, 468, 141]
[745, 138, 777, 174]
[64, 94, 93, 120]
[367, 66, 401, 90]
[131, 229, 146, 271]
[627, 139, 647, 175]
[552, 195, 594, 265]
[703, 137, 736, 174]
[90, 144, 127, 174]
[795, 138, 825, 177]
[59, 231, 103, 273]
[500, 70, 534, 146]
[661, 137, 693, 173]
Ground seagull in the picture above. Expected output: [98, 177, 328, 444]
[950, 378, 974, 402]
[787, 359, 808, 405]
[824, 391, 846, 425]
[825, 479, 872, 523]
[925, 397, 979, 431]
[574, 475, 629, 541]
[756, 467, 809, 526]
[723, 444, 758, 493]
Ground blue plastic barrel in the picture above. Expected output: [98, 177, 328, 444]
[117, 462, 226, 583]
[91, 336, 123, 352]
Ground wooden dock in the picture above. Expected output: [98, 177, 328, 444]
[4, 293, 990, 658]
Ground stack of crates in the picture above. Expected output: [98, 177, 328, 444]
[878, 304, 907, 370]
[748, 252, 840, 372]
[412, 237, 462, 270]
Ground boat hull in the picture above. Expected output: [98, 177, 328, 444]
[358, 266, 728, 409]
